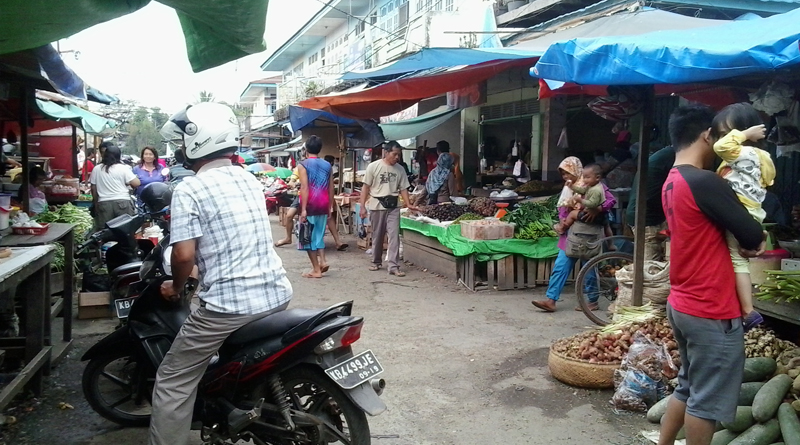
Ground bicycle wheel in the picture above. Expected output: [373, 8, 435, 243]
[576, 251, 634, 326]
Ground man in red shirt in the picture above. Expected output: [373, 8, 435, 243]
[658, 105, 765, 445]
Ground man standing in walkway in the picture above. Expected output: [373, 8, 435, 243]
[360, 141, 416, 277]
[658, 105, 765, 445]
[298, 135, 333, 278]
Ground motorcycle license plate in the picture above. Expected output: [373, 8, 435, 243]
[114, 297, 136, 319]
[325, 350, 384, 389]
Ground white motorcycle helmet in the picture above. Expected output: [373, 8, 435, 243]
[160, 102, 240, 165]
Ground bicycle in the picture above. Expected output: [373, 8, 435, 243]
[575, 235, 634, 326]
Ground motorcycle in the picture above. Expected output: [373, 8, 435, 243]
[76, 206, 170, 315]
[264, 178, 293, 216]
[81, 237, 386, 444]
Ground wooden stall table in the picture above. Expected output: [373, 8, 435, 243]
[334, 195, 356, 235]
[1, 222, 75, 362]
[0, 245, 54, 409]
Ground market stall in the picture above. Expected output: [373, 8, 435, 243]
[401, 195, 575, 290]
[0, 245, 55, 410]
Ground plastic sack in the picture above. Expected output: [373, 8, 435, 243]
[556, 185, 575, 208]
[611, 332, 678, 412]
[30, 198, 47, 215]
[611, 369, 659, 412]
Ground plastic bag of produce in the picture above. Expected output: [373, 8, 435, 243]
[612, 332, 677, 412]
[611, 369, 659, 412]
[622, 332, 678, 382]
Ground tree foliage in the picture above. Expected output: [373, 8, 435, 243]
[97, 94, 251, 157]
[98, 101, 170, 156]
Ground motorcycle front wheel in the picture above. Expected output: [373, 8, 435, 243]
[281, 365, 371, 445]
[82, 349, 153, 427]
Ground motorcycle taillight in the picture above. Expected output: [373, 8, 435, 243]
[314, 322, 363, 354]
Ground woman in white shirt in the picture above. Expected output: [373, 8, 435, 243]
[90, 144, 140, 230]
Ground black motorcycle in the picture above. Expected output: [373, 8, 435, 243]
[77, 183, 173, 317]
[81, 237, 385, 445]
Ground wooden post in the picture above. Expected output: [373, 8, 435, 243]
[540, 96, 567, 181]
[632, 86, 655, 306]
[19, 86, 29, 214]
[71, 126, 79, 178]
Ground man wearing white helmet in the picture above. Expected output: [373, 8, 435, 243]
[149, 102, 293, 445]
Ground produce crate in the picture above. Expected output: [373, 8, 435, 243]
[357, 226, 388, 251]
[78, 292, 112, 319]
[459, 253, 579, 291]
[459, 220, 514, 240]
[401, 228, 578, 290]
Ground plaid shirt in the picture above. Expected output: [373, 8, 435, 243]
[170, 160, 292, 314]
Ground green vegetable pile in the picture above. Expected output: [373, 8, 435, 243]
[33, 203, 94, 272]
[501, 195, 559, 240]
[647, 355, 800, 445]
[452, 213, 482, 225]
[34, 203, 94, 243]
[756, 270, 800, 303]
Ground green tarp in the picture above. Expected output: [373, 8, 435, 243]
[380, 106, 462, 141]
[0, 0, 269, 72]
[400, 217, 559, 261]
[36, 99, 117, 135]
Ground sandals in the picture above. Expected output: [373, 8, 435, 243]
[369, 265, 381, 271]
[389, 270, 406, 277]
[336, 243, 349, 251]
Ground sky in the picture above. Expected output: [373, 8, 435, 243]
[60, 0, 320, 112]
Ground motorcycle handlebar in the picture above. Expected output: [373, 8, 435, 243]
[76, 229, 109, 253]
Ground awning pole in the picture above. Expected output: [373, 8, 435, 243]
[19, 86, 30, 214]
[631, 86, 654, 306]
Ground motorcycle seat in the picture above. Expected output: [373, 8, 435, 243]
[111, 262, 143, 277]
[225, 308, 323, 346]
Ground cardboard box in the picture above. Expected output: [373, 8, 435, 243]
[460, 220, 515, 240]
[78, 292, 112, 319]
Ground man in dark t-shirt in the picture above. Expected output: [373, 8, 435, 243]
[626, 145, 675, 260]
[658, 106, 765, 445]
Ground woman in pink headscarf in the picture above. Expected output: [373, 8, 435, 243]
[531, 156, 616, 312]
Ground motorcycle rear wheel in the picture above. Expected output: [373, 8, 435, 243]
[281, 365, 371, 445]
[82, 349, 153, 427]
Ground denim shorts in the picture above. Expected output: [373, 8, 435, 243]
[667, 303, 744, 423]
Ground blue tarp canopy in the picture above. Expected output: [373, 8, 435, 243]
[340, 47, 542, 81]
[288, 105, 359, 132]
[531, 8, 800, 86]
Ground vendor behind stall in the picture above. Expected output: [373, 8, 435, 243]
[426, 153, 457, 205]
[19, 167, 48, 215]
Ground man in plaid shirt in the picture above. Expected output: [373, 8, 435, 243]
[149, 103, 293, 445]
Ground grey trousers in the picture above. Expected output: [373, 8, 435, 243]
[94, 199, 135, 231]
[148, 302, 289, 445]
[370, 208, 401, 271]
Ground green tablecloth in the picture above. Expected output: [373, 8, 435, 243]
[400, 217, 558, 261]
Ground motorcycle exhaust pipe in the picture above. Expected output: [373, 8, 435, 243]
[371, 378, 386, 396]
